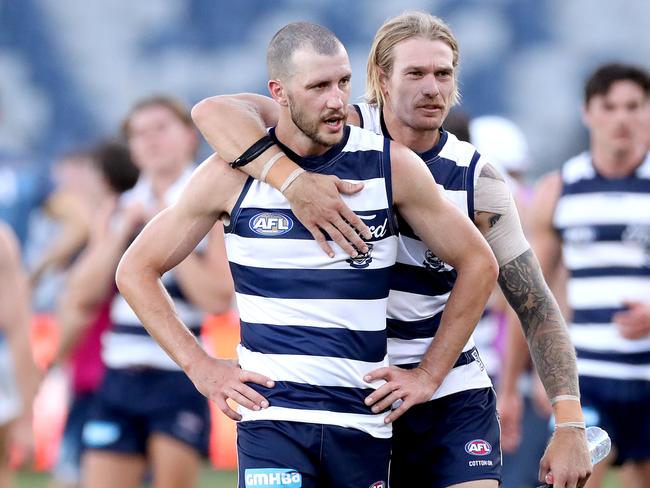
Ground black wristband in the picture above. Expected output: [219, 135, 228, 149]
[229, 135, 276, 168]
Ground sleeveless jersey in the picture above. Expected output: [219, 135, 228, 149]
[553, 151, 650, 382]
[355, 103, 493, 399]
[103, 166, 206, 370]
[225, 125, 398, 438]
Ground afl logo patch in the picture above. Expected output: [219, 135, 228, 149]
[465, 439, 492, 456]
[249, 212, 293, 236]
[369, 482, 386, 488]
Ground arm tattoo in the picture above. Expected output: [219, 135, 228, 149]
[498, 249, 580, 397]
[488, 214, 502, 228]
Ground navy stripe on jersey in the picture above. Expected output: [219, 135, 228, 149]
[399, 346, 478, 369]
[572, 308, 622, 325]
[426, 157, 469, 191]
[466, 151, 480, 220]
[390, 262, 456, 296]
[570, 267, 650, 279]
[233, 208, 391, 242]
[562, 177, 650, 196]
[248, 381, 384, 415]
[113, 324, 202, 336]
[229, 263, 392, 300]
[558, 224, 632, 242]
[240, 322, 386, 362]
[224, 177, 254, 234]
[353, 104, 364, 129]
[576, 348, 650, 365]
[387, 313, 442, 340]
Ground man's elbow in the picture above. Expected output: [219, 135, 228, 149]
[115, 254, 137, 299]
[482, 248, 499, 288]
[191, 97, 218, 128]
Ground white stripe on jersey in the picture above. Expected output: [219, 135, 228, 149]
[385, 289, 448, 322]
[388, 337, 476, 365]
[571, 325, 650, 354]
[568, 276, 650, 309]
[237, 345, 387, 389]
[236, 293, 388, 331]
[554, 192, 650, 228]
[240, 406, 391, 439]
[563, 242, 647, 270]
[577, 359, 650, 381]
[227, 234, 397, 270]
[102, 332, 189, 370]
[110, 294, 204, 328]
[240, 177, 390, 212]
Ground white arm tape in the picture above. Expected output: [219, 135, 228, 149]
[481, 192, 530, 268]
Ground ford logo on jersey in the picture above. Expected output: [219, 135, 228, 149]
[465, 439, 492, 456]
[249, 212, 294, 236]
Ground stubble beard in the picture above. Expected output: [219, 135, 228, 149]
[287, 94, 342, 147]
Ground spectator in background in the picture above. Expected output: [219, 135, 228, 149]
[77, 96, 233, 488]
[23, 150, 97, 315]
[524, 63, 650, 488]
[0, 222, 40, 488]
[50, 141, 139, 488]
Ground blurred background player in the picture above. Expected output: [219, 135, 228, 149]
[49, 141, 139, 488]
[0, 222, 40, 488]
[71, 96, 233, 488]
[529, 63, 650, 488]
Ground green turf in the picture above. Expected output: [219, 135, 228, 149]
[14, 466, 623, 487]
[14, 465, 237, 487]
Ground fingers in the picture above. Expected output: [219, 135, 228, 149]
[240, 370, 275, 389]
[228, 385, 268, 411]
[215, 396, 242, 421]
[321, 222, 359, 258]
[335, 179, 364, 195]
[364, 383, 393, 408]
[332, 214, 369, 254]
[370, 390, 402, 413]
[383, 399, 412, 424]
[304, 224, 335, 258]
[364, 367, 390, 384]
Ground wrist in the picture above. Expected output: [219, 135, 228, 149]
[553, 397, 584, 424]
[265, 155, 302, 190]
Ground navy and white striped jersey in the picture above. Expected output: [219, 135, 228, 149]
[225, 125, 398, 438]
[103, 166, 206, 370]
[355, 103, 493, 399]
[554, 151, 650, 382]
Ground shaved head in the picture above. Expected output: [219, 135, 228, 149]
[267, 22, 344, 80]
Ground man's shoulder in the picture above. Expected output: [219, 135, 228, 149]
[346, 124, 387, 152]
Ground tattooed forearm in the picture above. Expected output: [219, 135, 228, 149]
[498, 248, 580, 397]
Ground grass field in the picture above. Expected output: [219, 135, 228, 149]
[13, 467, 623, 488]
[14, 466, 237, 487]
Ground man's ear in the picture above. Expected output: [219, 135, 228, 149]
[378, 69, 390, 101]
[268, 79, 289, 107]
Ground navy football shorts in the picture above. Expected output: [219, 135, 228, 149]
[580, 375, 650, 465]
[237, 420, 390, 488]
[82, 368, 210, 456]
[390, 387, 502, 487]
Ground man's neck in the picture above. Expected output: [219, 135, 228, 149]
[382, 108, 440, 154]
[275, 120, 330, 158]
[591, 142, 647, 179]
